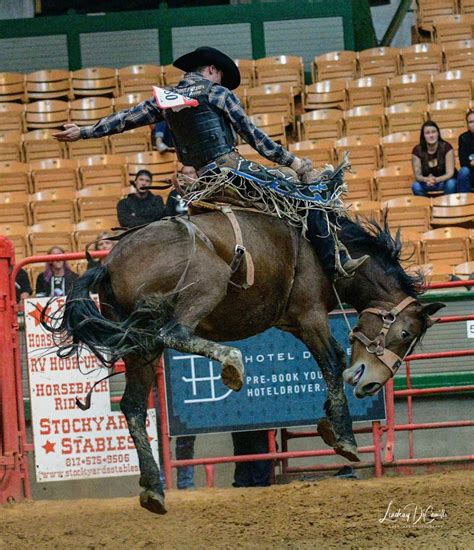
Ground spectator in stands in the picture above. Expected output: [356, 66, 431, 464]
[87, 231, 116, 270]
[411, 120, 457, 197]
[117, 169, 166, 229]
[35, 246, 79, 297]
[15, 268, 32, 303]
[166, 165, 197, 217]
[456, 109, 474, 193]
[231, 430, 272, 488]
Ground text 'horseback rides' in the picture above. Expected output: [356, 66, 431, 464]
[47, 47, 444, 514]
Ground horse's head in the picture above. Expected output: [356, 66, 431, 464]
[343, 299, 444, 398]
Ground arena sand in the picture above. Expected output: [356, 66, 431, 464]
[0, 470, 472, 549]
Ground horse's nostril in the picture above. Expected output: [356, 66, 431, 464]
[362, 382, 381, 395]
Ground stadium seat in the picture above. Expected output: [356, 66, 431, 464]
[28, 220, 75, 256]
[25, 69, 72, 101]
[413, 261, 453, 282]
[431, 14, 474, 46]
[443, 39, 474, 70]
[248, 113, 287, 145]
[387, 73, 431, 106]
[118, 64, 161, 95]
[288, 140, 335, 167]
[421, 226, 471, 265]
[303, 79, 347, 111]
[114, 92, 149, 110]
[380, 131, 419, 166]
[0, 102, 25, 133]
[0, 222, 28, 259]
[126, 150, 177, 186]
[72, 67, 118, 97]
[428, 99, 469, 131]
[383, 196, 432, 233]
[67, 137, 109, 159]
[346, 77, 388, 109]
[0, 190, 29, 225]
[76, 186, 120, 222]
[416, 0, 457, 33]
[400, 43, 443, 75]
[29, 158, 79, 192]
[335, 135, 381, 171]
[453, 260, 474, 277]
[234, 59, 255, 88]
[255, 56, 304, 94]
[431, 193, 474, 226]
[460, 0, 474, 13]
[161, 64, 184, 87]
[0, 72, 26, 103]
[0, 161, 31, 193]
[298, 109, 343, 141]
[70, 96, 114, 127]
[440, 128, 464, 152]
[399, 229, 423, 266]
[344, 105, 385, 137]
[29, 189, 76, 224]
[247, 84, 295, 125]
[25, 99, 69, 130]
[346, 199, 382, 223]
[385, 102, 427, 134]
[432, 70, 472, 101]
[74, 218, 118, 252]
[375, 164, 414, 201]
[343, 168, 375, 201]
[312, 51, 357, 82]
[108, 126, 151, 155]
[78, 154, 128, 189]
[23, 129, 65, 162]
[0, 131, 22, 162]
[358, 46, 400, 79]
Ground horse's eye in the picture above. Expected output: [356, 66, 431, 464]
[401, 330, 410, 339]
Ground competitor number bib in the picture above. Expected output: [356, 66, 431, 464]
[153, 86, 199, 111]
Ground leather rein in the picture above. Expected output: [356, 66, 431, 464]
[349, 296, 417, 377]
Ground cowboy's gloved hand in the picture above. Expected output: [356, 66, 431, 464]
[290, 157, 319, 184]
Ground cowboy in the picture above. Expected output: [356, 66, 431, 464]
[54, 47, 367, 278]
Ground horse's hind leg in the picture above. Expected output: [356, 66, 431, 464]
[121, 351, 166, 515]
[161, 327, 244, 391]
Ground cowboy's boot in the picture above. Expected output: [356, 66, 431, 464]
[338, 254, 369, 278]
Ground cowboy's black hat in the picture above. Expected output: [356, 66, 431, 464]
[173, 46, 241, 90]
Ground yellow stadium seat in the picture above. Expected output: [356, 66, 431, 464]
[431, 193, 474, 226]
[385, 102, 427, 134]
[72, 67, 118, 98]
[126, 150, 177, 186]
[78, 154, 128, 189]
[74, 218, 118, 252]
[344, 168, 375, 201]
[346, 199, 382, 223]
[118, 64, 161, 96]
[344, 105, 385, 137]
[428, 99, 469, 131]
[388, 73, 431, 106]
[312, 51, 357, 82]
[161, 64, 185, 87]
[29, 189, 76, 224]
[400, 43, 443, 75]
[25, 100, 69, 131]
[26, 69, 72, 101]
[289, 140, 335, 167]
[247, 84, 295, 125]
[0, 190, 29, 225]
[432, 70, 473, 101]
[76, 186, 120, 222]
[70, 96, 113, 127]
[303, 79, 347, 111]
[248, 113, 287, 146]
[0, 102, 25, 133]
[0, 131, 22, 162]
[432, 14, 474, 46]
[421, 226, 471, 265]
[0, 160, 30, 193]
[0, 222, 28, 259]
[383, 196, 432, 233]
[381, 131, 419, 166]
[375, 164, 414, 201]
[299, 109, 343, 142]
[358, 47, 400, 79]
[29, 158, 79, 192]
[23, 129, 65, 162]
[236, 144, 275, 167]
[255, 56, 304, 94]
[114, 92, 149, 111]
[0, 72, 26, 103]
[335, 135, 381, 171]
[443, 39, 474, 70]
[108, 126, 151, 156]
[28, 220, 75, 256]
[346, 77, 388, 109]
[417, 0, 457, 33]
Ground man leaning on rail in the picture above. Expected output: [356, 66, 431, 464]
[54, 47, 368, 279]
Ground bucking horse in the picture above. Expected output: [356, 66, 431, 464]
[43, 207, 444, 515]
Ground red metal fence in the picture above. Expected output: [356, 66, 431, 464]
[0, 241, 473, 503]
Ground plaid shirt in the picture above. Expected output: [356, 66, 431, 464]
[80, 72, 295, 167]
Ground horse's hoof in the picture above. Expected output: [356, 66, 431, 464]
[317, 418, 361, 463]
[139, 490, 167, 515]
[221, 350, 244, 391]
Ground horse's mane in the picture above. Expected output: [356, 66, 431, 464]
[340, 214, 424, 298]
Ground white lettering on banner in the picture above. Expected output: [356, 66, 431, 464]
[247, 383, 323, 398]
[25, 297, 159, 482]
[467, 321, 474, 338]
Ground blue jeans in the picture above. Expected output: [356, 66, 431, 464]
[231, 431, 272, 487]
[456, 167, 473, 193]
[411, 179, 457, 196]
[176, 435, 196, 489]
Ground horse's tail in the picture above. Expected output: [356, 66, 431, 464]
[41, 264, 173, 366]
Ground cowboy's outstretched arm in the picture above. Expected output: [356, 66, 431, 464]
[220, 89, 307, 174]
[53, 98, 163, 142]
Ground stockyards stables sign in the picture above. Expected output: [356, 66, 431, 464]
[25, 297, 159, 482]
[165, 313, 386, 435]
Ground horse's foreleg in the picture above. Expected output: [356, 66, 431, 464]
[121, 352, 166, 515]
[160, 325, 244, 391]
[296, 319, 360, 462]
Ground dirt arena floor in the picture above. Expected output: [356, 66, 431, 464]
[0, 470, 472, 549]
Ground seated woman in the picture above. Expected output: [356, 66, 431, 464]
[411, 120, 457, 197]
[35, 246, 79, 297]
[86, 231, 115, 270]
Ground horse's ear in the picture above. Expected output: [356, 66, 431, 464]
[421, 302, 445, 327]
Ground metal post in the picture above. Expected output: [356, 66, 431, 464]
[156, 357, 173, 490]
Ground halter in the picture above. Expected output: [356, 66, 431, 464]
[349, 296, 417, 377]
